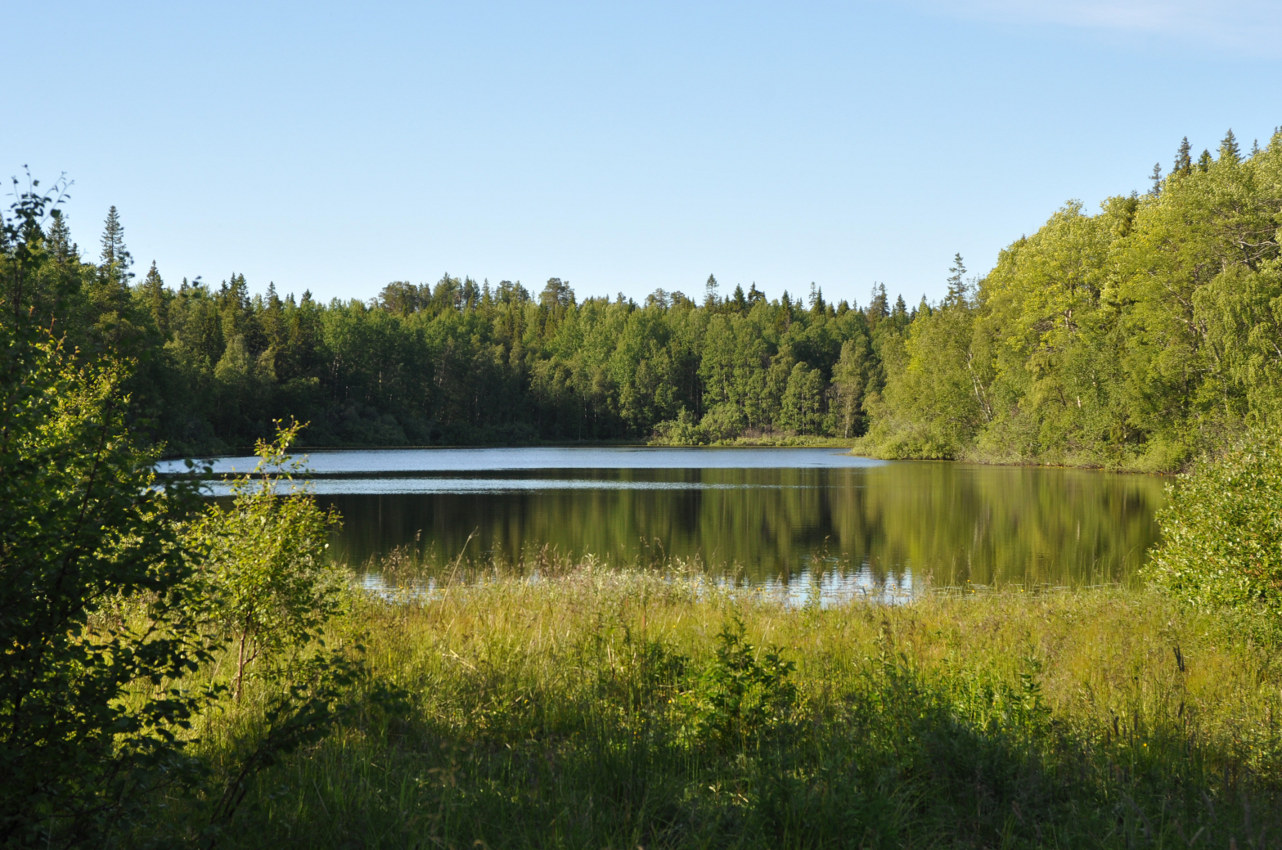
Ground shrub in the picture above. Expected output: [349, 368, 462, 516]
[1, 174, 209, 846]
[186, 421, 346, 700]
[1144, 424, 1282, 630]
[673, 617, 797, 753]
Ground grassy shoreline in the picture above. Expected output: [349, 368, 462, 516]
[165, 566, 1282, 848]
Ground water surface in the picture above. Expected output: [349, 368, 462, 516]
[173, 447, 1165, 601]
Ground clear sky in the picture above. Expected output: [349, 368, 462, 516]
[5, 1, 1279, 307]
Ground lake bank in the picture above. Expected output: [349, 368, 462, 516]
[167, 567, 1282, 848]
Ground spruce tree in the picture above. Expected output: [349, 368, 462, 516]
[1174, 136, 1192, 175]
[945, 253, 968, 306]
[868, 283, 889, 320]
[808, 282, 825, 314]
[46, 210, 76, 263]
[1219, 129, 1241, 163]
[99, 205, 130, 272]
[140, 261, 168, 335]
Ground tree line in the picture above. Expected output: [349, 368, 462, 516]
[14, 127, 1282, 470]
[6, 127, 1282, 842]
[21, 203, 914, 452]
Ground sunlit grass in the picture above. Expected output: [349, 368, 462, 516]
[165, 562, 1282, 848]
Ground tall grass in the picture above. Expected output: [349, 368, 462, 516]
[165, 561, 1282, 848]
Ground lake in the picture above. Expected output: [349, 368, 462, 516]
[168, 447, 1167, 603]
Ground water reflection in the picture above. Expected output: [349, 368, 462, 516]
[187, 449, 1164, 600]
[312, 460, 1163, 598]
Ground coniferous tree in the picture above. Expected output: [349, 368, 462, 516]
[138, 261, 168, 336]
[945, 253, 968, 306]
[808, 282, 825, 314]
[99, 205, 128, 270]
[45, 210, 75, 263]
[88, 205, 138, 351]
[1219, 129, 1241, 164]
[1174, 136, 1192, 175]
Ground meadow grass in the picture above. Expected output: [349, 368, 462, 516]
[172, 562, 1282, 848]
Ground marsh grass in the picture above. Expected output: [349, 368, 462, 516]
[163, 563, 1282, 848]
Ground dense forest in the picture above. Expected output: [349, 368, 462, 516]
[9, 134, 1282, 847]
[14, 128, 1282, 470]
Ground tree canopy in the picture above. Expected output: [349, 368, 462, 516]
[8, 128, 1281, 471]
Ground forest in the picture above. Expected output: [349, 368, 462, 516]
[20, 128, 1282, 471]
[8, 133, 1282, 847]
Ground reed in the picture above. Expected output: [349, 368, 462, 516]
[159, 562, 1282, 848]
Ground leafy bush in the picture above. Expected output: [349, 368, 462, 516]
[1, 175, 210, 846]
[187, 421, 346, 699]
[651, 408, 706, 445]
[673, 617, 797, 753]
[1145, 425, 1282, 629]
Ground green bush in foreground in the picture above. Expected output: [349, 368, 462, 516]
[2, 170, 358, 843]
[1, 176, 211, 847]
[1145, 424, 1282, 630]
[186, 421, 345, 701]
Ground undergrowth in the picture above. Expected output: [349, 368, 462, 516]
[157, 566, 1282, 848]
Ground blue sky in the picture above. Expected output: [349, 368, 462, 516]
[5, 1, 1279, 307]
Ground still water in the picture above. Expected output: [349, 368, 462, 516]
[171, 447, 1167, 602]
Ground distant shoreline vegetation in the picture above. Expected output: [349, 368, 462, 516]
[159, 435, 859, 461]
[15, 128, 1282, 472]
[9, 149, 1282, 846]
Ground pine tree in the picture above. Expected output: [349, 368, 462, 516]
[92, 205, 133, 325]
[1174, 136, 1192, 175]
[1149, 162, 1163, 196]
[868, 284, 889, 321]
[1218, 129, 1241, 164]
[46, 210, 76, 263]
[139, 261, 168, 335]
[945, 253, 968, 306]
[99, 205, 130, 272]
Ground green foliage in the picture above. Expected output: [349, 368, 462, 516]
[1, 174, 208, 847]
[176, 570, 1282, 848]
[866, 280, 985, 458]
[673, 617, 797, 753]
[0, 174, 380, 845]
[187, 422, 345, 698]
[650, 407, 706, 445]
[1145, 424, 1282, 631]
[19, 131, 1282, 466]
[859, 131, 1282, 469]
